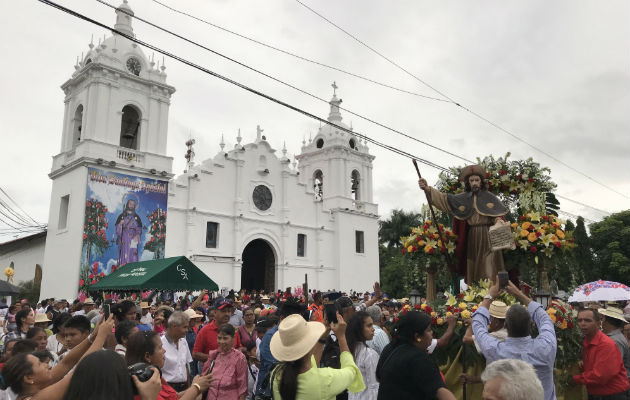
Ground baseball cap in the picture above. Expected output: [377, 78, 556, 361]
[214, 298, 233, 310]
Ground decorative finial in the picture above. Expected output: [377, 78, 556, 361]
[112, 36, 118, 53]
[350, 121, 353, 131]
[292, 156, 297, 169]
[74, 56, 80, 70]
[302, 135, 306, 146]
[150, 53, 155, 69]
[256, 125, 263, 141]
[89, 34, 94, 49]
[282, 141, 287, 157]
[236, 128, 242, 144]
[332, 81, 338, 96]
[220, 134, 225, 152]
[161, 56, 166, 72]
[308, 132, 312, 143]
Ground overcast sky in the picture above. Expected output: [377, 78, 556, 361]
[1, 0, 628, 241]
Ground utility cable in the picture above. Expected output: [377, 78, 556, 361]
[147, 0, 449, 103]
[0, 187, 42, 226]
[97, 0, 473, 165]
[39, 0, 449, 174]
[294, 0, 630, 200]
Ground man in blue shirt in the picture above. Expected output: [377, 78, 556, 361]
[255, 298, 306, 397]
[472, 278, 557, 400]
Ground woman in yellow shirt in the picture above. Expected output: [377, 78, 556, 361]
[271, 312, 365, 400]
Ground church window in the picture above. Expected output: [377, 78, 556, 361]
[316, 138, 324, 149]
[297, 234, 306, 257]
[58, 194, 69, 230]
[9, 262, 14, 270]
[349, 139, 356, 149]
[206, 222, 219, 248]
[120, 105, 141, 149]
[313, 170, 323, 201]
[355, 230, 365, 253]
[351, 170, 360, 200]
[72, 105, 83, 146]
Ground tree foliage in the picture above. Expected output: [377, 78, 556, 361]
[588, 210, 630, 284]
[378, 209, 422, 249]
[18, 279, 41, 306]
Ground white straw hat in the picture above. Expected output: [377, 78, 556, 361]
[270, 314, 325, 362]
[598, 307, 628, 324]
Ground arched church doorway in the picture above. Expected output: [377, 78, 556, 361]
[241, 239, 275, 291]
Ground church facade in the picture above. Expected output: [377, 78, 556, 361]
[38, 1, 379, 300]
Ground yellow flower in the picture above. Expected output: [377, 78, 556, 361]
[437, 317, 444, 325]
[472, 305, 478, 312]
[426, 220, 432, 225]
[463, 291, 476, 302]
[549, 314, 557, 323]
[510, 222, 518, 229]
[446, 294, 457, 306]
[430, 311, 437, 317]
[424, 245, 433, 254]
[4, 268, 14, 277]
[520, 230, 529, 238]
[556, 230, 565, 239]
[420, 303, 427, 310]
[445, 311, 453, 317]
[461, 310, 471, 319]
[458, 302, 468, 310]
[550, 235, 558, 242]
[407, 245, 414, 253]
[560, 320, 568, 330]
[522, 222, 532, 230]
[527, 232, 538, 242]
[547, 308, 556, 315]
[418, 240, 425, 246]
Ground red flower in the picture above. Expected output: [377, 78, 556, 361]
[394, 317, 399, 323]
[554, 241, 562, 248]
[89, 273, 94, 279]
[440, 247, 446, 253]
[530, 247, 537, 253]
[457, 293, 464, 299]
[416, 236, 422, 243]
[83, 234, 87, 240]
[557, 316, 564, 323]
[519, 216, 526, 221]
[411, 246, 418, 252]
[103, 208, 107, 212]
[542, 216, 549, 221]
[402, 308, 408, 315]
[79, 279, 85, 286]
[446, 305, 453, 312]
[499, 169, 506, 175]
[485, 172, 491, 178]
[528, 225, 535, 231]
[111, 265, 118, 272]
[401, 249, 405, 254]
[428, 248, 434, 255]
[528, 178, 534, 183]
[517, 174, 523, 180]
[91, 279, 97, 284]
[431, 317, 437, 325]
[86, 201, 91, 207]
[99, 272, 105, 277]
[535, 231, 542, 237]
[96, 204, 101, 208]
[454, 308, 460, 313]
[424, 306, 433, 313]
[567, 321, 574, 329]
[414, 304, 421, 310]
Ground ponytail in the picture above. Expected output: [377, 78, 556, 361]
[276, 357, 303, 400]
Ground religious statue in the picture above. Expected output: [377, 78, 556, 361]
[418, 165, 508, 283]
[115, 198, 143, 266]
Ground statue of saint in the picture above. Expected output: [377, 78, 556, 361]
[115, 198, 143, 266]
[419, 165, 507, 283]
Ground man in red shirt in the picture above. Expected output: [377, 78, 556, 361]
[192, 298, 242, 362]
[573, 308, 629, 399]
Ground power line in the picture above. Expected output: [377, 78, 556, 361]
[555, 194, 611, 216]
[38, 0, 610, 222]
[38, 0, 449, 174]
[0, 187, 42, 226]
[293, 0, 630, 201]
[147, 0, 450, 104]
[97, 0, 472, 165]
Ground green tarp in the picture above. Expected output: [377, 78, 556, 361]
[90, 256, 219, 291]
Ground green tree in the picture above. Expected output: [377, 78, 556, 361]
[378, 209, 422, 249]
[18, 279, 41, 306]
[588, 210, 630, 284]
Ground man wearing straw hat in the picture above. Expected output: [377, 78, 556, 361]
[419, 164, 507, 283]
[600, 306, 630, 387]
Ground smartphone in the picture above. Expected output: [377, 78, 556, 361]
[103, 304, 110, 320]
[324, 304, 338, 324]
[498, 271, 509, 289]
[208, 359, 216, 373]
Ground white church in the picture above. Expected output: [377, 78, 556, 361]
[2, 1, 380, 300]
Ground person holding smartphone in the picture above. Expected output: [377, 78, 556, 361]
[201, 324, 248, 400]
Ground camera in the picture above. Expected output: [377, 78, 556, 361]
[128, 363, 160, 393]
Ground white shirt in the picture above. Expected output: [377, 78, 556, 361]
[161, 334, 193, 383]
[140, 312, 153, 328]
[348, 344, 379, 400]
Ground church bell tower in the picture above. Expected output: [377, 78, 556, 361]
[40, 1, 175, 299]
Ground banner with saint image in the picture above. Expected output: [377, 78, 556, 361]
[79, 167, 168, 291]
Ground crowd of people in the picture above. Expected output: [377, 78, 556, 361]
[0, 279, 627, 400]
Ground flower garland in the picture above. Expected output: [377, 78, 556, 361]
[143, 208, 166, 258]
[401, 221, 457, 256]
[511, 212, 576, 263]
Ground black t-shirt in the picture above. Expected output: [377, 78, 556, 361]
[376, 342, 446, 400]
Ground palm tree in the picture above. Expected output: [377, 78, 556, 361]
[378, 209, 423, 248]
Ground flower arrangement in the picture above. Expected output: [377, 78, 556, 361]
[83, 198, 109, 250]
[4, 267, 14, 283]
[401, 221, 457, 257]
[143, 208, 166, 259]
[436, 153, 556, 202]
[511, 212, 576, 263]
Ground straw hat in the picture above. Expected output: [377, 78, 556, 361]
[184, 309, 203, 319]
[261, 295, 270, 301]
[34, 313, 51, 324]
[270, 314, 325, 362]
[83, 298, 95, 305]
[140, 302, 150, 309]
[459, 164, 486, 182]
[489, 301, 509, 319]
[598, 307, 628, 324]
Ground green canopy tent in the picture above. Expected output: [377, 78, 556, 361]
[90, 256, 218, 292]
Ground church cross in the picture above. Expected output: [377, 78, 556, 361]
[331, 81, 338, 95]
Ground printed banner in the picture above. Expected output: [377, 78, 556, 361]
[79, 167, 168, 291]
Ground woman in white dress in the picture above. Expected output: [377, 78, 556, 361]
[346, 311, 379, 400]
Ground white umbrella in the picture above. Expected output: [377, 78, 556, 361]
[568, 280, 630, 302]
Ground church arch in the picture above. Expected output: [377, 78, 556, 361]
[119, 105, 141, 149]
[241, 238, 276, 292]
[316, 138, 324, 149]
[313, 169, 323, 200]
[72, 105, 83, 146]
[351, 169, 360, 200]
